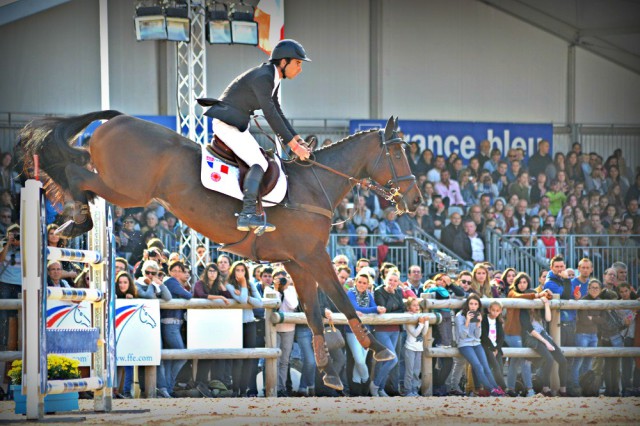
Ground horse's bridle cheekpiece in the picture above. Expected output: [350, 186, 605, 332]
[373, 130, 419, 215]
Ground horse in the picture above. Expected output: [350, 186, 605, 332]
[20, 111, 422, 391]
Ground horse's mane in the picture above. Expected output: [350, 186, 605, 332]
[313, 128, 379, 153]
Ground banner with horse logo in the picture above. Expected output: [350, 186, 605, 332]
[115, 299, 161, 366]
[46, 300, 93, 366]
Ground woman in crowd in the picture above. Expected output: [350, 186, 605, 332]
[115, 271, 137, 398]
[500, 268, 517, 294]
[503, 272, 537, 397]
[521, 289, 568, 397]
[226, 260, 263, 397]
[135, 260, 171, 301]
[606, 182, 626, 212]
[605, 165, 630, 196]
[346, 272, 382, 395]
[573, 278, 604, 388]
[371, 269, 405, 397]
[530, 172, 548, 205]
[470, 263, 496, 298]
[480, 300, 507, 391]
[501, 203, 518, 234]
[566, 151, 585, 184]
[415, 148, 434, 177]
[191, 262, 231, 394]
[454, 294, 505, 397]
[599, 286, 625, 397]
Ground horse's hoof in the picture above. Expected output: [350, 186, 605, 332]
[373, 348, 396, 362]
[59, 219, 94, 239]
[322, 372, 343, 391]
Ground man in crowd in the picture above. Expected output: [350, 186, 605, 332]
[427, 155, 446, 183]
[46, 260, 71, 288]
[472, 139, 492, 168]
[435, 169, 465, 208]
[514, 199, 531, 228]
[441, 212, 464, 251]
[404, 265, 424, 297]
[452, 219, 485, 263]
[572, 258, 593, 297]
[528, 140, 553, 179]
[542, 255, 580, 394]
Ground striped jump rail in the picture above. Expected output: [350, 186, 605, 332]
[47, 246, 103, 265]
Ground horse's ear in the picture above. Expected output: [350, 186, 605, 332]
[384, 116, 394, 141]
[393, 116, 399, 131]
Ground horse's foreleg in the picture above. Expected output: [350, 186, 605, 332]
[61, 164, 142, 239]
[313, 256, 395, 362]
[284, 262, 343, 391]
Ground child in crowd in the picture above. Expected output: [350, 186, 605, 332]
[403, 297, 428, 396]
[481, 300, 507, 391]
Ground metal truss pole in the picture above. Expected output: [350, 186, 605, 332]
[176, 0, 210, 275]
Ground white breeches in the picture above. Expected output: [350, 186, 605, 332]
[212, 119, 268, 172]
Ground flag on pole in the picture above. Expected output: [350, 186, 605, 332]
[255, 0, 284, 56]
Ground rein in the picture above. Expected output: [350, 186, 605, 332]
[251, 116, 413, 219]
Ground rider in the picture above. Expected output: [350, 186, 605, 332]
[199, 39, 312, 233]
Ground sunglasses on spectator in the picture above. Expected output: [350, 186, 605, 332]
[460, 279, 471, 284]
[145, 271, 158, 276]
[0, 215, 11, 219]
[588, 286, 601, 290]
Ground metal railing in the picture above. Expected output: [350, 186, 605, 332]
[485, 229, 640, 287]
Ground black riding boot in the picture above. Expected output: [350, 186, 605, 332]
[236, 165, 275, 233]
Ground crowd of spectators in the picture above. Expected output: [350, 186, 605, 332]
[1, 137, 640, 401]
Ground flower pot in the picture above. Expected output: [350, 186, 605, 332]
[11, 385, 79, 415]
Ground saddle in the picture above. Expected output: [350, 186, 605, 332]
[206, 135, 280, 196]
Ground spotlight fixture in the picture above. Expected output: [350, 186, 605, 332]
[134, 6, 167, 41]
[206, 3, 231, 44]
[229, 2, 258, 46]
[134, 2, 191, 42]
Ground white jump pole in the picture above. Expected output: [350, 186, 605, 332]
[21, 179, 45, 419]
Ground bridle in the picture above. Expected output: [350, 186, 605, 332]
[370, 130, 420, 214]
[252, 117, 419, 217]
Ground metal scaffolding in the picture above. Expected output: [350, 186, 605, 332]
[176, 0, 210, 273]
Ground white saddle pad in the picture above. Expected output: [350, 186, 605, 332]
[200, 145, 288, 206]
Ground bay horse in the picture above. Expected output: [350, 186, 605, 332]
[20, 111, 422, 391]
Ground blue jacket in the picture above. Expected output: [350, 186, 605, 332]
[543, 272, 576, 322]
[161, 277, 192, 320]
[347, 289, 378, 333]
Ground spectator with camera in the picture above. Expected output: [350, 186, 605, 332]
[0, 223, 21, 353]
[265, 270, 298, 397]
[454, 294, 505, 396]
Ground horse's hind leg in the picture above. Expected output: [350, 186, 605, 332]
[312, 254, 395, 362]
[284, 262, 343, 391]
[60, 163, 141, 238]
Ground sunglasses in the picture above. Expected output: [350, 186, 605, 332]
[460, 279, 471, 284]
[588, 286, 601, 290]
[145, 271, 158, 276]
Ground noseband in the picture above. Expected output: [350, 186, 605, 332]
[372, 130, 419, 214]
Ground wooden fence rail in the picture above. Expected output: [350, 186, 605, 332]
[2, 297, 640, 397]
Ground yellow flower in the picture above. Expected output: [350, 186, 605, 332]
[8, 355, 81, 385]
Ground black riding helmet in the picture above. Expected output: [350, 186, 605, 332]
[269, 39, 311, 62]
[270, 39, 310, 79]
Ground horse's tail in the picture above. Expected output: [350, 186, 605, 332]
[20, 110, 123, 204]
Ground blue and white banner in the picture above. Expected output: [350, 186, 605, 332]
[115, 299, 161, 366]
[350, 120, 553, 162]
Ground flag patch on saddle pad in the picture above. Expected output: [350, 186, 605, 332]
[200, 145, 288, 206]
